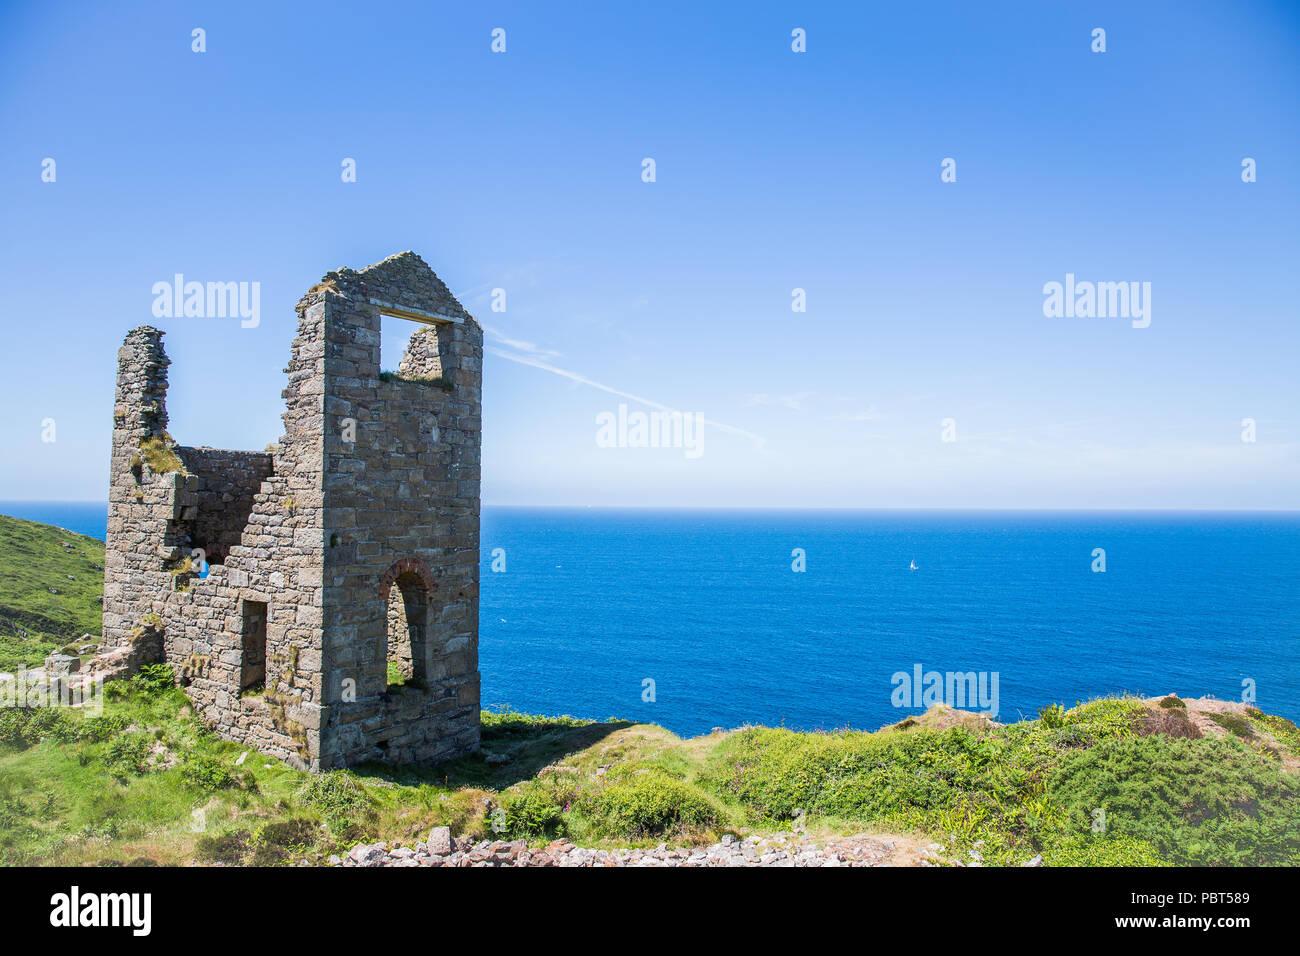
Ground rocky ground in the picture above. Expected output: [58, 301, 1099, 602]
[337, 827, 1043, 868]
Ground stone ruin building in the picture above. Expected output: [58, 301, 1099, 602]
[98, 252, 483, 770]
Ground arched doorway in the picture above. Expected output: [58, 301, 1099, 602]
[378, 558, 436, 691]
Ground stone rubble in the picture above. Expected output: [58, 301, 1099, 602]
[337, 827, 988, 868]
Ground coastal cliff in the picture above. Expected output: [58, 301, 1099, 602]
[2, 513, 1297, 867]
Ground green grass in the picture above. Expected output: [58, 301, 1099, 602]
[385, 661, 406, 690]
[0, 686, 628, 864]
[1207, 712, 1256, 740]
[694, 695, 1300, 866]
[2, 682, 1298, 866]
[384, 661, 428, 694]
[379, 370, 453, 391]
[1247, 708, 1300, 759]
[0, 673, 326, 865]
[0, 514, 105, 672]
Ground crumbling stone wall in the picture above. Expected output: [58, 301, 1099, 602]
[397, 324, 450, 380]
[173, 447, 274, 565]
[101, 252, 482, 770]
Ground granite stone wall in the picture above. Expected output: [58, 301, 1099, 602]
[173, 447, 274, 565]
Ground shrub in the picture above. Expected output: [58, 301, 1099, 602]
[1044, 735, 1300, 866]
[500, 784, 566, 838]
[250, 819, 317, 865]
[195, 830, 250, 865]
[1247, 709, 1300, 757]
[104, 734, 151, 780]
[0, 708, 76, 748]
[1039, 703, 1066, 729]
[0, 796, 34, 849]
[76, 714, 130, 743]
[181, 755, 234, 793]
[577, 769, 722, 838]
[1063, 697, 1145, 741]
[1158, 696, 1186, 709]
[78, 817, 126, 841]
[1207, 713, 1255, 740]
[1046, 835, 1166, 866]
[297, 771, 372, 833]
[1136, 709, 1201, 740]
[701, 725, 1006, 824]
[701, 699, 1300, 866]
[132, 663, 175, 695]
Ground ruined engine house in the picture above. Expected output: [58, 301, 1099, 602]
[101, 252, 483, 770]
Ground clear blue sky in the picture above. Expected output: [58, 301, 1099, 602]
[2, 1, 1297, 508]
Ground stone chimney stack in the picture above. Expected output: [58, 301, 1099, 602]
[114, 326, 170, 442]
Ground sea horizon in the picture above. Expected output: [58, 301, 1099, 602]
[4, 499, 1299, 544]
[5, 500, 1296, 736]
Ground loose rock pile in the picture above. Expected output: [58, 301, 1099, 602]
[339, 827, 948, 867]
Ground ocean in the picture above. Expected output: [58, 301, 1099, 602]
[4, 501, 1297, 735]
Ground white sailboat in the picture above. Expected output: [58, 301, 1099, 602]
[909, 559, 918, 571]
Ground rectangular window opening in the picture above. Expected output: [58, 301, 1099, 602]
[240, 600, 268, 695]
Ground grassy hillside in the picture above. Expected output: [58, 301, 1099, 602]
[1, 679, 1297, 866]
[0, 513, 1296, 867]
[0, 514, 105, 673]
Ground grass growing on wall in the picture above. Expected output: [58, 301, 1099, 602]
[138, 436, 185, 474]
